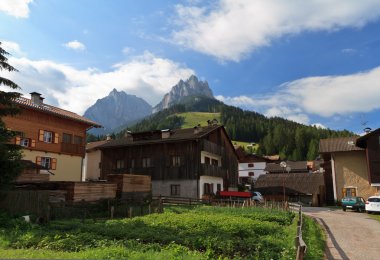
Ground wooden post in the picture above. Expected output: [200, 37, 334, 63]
[128, 207, 133, 218]
[148, 204, 151, 215]
[110, 206, 114, 219]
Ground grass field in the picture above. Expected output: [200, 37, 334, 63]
[172, 112, 221, 128]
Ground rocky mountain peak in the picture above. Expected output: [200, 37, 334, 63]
[152, 75, 214, 113]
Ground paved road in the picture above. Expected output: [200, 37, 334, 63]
[303, 207, 380, 260]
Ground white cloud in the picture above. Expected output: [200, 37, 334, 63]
[0, 40, 25, 56]
[0, 0, 32, 18]
[311, 123, 327, 129]
[216, 66, 380, 124]
[122, 47, 134, 55]
[172, 0, 380, 61]
[1, 52, 194, 115]
[63, 40, 86, 51]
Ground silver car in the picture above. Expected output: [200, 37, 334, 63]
[366, 196, 380, 214]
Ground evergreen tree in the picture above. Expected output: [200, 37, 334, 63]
[0, 42, 23, 187]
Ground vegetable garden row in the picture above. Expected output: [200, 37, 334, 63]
[0, 205, 325, 259]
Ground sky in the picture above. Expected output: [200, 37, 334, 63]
[1, 0, 380, 134]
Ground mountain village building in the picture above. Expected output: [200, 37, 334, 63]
[99, 125, 238, 199]
[3, 92, 101, 181]
[319, 136, 378, 203]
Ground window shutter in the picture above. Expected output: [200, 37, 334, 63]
[352, 189, 356, 197]
[54, 133, 59, 144]
[38, 130, 44, 141]
[36, 156, 42, 165]
[15, 136, 21, 145]
[51, 158, 57, 170]
[31, 139, 36, 147]
[342, 188, 347, 198]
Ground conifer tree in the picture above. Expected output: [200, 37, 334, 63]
[0, 42, 23, 187]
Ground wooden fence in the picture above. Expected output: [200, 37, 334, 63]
[292, 203, 307, 260]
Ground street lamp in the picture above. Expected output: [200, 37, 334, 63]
[280, 161, 287, 202]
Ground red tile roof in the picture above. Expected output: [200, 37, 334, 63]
[14, 96, 101, 127]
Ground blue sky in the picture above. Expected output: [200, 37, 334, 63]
[1, 0, 380, 133]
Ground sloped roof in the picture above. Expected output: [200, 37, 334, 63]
[265, 161, 308, 173]
[356, 128, 380, 148]
[235, 147, 269, 163]
[100, 125, 224, 148]
[14, 96, 101, 127]
[319, 137, 362, 153]
[255, 172, 325, 194]
[86, 140, 110, 152]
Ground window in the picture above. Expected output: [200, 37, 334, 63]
[171, 184, 180, 196]
[39, 130, 59, 144]
[204, 183, 214, 195]
[74, 135, 83, 145]
[211, 159, 218, 166]
[116, 159, 124, 169]
[36, 156, 57, 170]
[62, 133, 72, 143]
[142, 157, 151, 168]
[43, 131, 53, 143]
[342, 187, 356, 197]
[130, 159, 135, 168]
[15, 137, 35, 148]
[217, 184, 221, 192]
[20, 138, 30, 147]
[172, 156, 181, 166]
[248, 172, 255, 177]
[205, 157, 210, 165]
[248, 163, 254, 168]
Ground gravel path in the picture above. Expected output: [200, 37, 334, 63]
[303, 207, 380, 260]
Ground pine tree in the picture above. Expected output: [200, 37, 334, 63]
[0, 42, 23, 187]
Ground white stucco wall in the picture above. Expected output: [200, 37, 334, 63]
[238, 162, 266, 181]
[200, 151, 221, 165]
[199, 176, 223, 197]
[82, 150, 102, 181]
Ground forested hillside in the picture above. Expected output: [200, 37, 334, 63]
[113, 96, 354, 160]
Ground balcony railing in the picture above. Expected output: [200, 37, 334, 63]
[61, 143, 85, 156]
[200, 164, 227, 178]
[201, 140, 224, 155]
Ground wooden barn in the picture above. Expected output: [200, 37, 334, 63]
[99, 124, 238, 199]
[254, 173, 326, 206]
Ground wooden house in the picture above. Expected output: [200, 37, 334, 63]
[99, 125, 238, 199]
[255, 172, 325, 206]
[356, 128, 380, 191]
[3, 92, 101, 181]
[235, 147, 270, 185]
[319, 136, 378, 203]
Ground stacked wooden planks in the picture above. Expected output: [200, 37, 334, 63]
[16, 173, 50, 182]
[107, 174, 151, 194]
[68, 182, 117, 202]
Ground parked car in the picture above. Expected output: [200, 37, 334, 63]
[341, 196, 365, 212]
[251, 191, 264, 203]
[366, 195, 380, 214]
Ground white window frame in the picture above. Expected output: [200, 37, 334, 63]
[20, 138, 30, 147]
[43, 131, 53, 143]
[41, 157, 51, 169]
[172, 156, 181, 166]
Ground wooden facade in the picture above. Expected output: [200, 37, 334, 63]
[3, 92, 100, 181]
[100, 125, 238, 198]
[357, 128, 380, 185]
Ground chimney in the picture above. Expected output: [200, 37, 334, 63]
[161, 129, 171, 139]
[194, 124, 202, 134]
[124, 131, 133, 142]
[30, 92, 43, 106]
[364, 127, 372, 134]
[106, 134, 112, 141]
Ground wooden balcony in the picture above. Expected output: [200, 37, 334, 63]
[60, 143, 85, 156]
[201, 140, 224, 155]
[200, 164, 227, 178]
